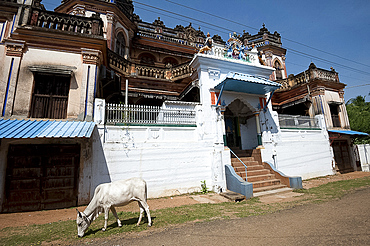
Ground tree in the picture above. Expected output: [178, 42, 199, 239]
[346, 95, 370, 144]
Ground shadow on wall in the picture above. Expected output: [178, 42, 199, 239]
[260, 109, 279, 134]
[80, 127, 111, 204]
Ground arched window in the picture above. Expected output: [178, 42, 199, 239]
[162, 57, 178, 67]
[274, 60, 283, 80]
[115, 32, 126, 57]
[138, 53, 156, 65]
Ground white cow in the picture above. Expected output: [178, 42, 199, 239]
[76, 177, 152, 237]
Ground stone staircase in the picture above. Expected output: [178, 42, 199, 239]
[230, 149, 288, 194]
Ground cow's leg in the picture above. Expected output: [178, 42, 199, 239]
[136, 202, 144, 226]
[102, 207, 110, 231]
[139, 200, 152, 227]
[111, 206, 122, 227]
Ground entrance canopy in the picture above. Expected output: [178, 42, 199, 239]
[328, 129, 369, 136]
[215, 72, 281, 95]
[0, 119, 95, 138]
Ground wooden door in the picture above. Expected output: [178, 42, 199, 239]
[3, 144, 80, 212]
[332, 140, 353, 173]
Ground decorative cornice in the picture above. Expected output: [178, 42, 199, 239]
[71, 4, 86, 16]
[81, 48, 102, 65]
[5, 40, 25, 57]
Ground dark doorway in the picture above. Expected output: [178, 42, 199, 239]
[3, 144, 80, 213]
[224, 107, 241, 149]
[332, 140, 353, 173]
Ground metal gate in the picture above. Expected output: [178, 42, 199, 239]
[3, 144, 80, 213]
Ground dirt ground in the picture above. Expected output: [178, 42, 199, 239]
[1, 171, 369, 230]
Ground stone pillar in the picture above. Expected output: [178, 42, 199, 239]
[80, 48, 102, 121]
[254, 111, 263, 148]
[0, 40, 24, 117]
[106, 12, 115, 50]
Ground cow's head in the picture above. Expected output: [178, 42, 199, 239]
[76, 209, 91, 237]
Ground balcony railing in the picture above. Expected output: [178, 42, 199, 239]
[278, 114, 320, 129]
[107, 49, 193, 81]
[25, 8, 103, 37]
[106, 103, 196, 126]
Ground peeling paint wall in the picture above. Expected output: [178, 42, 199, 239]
[86, 124, 227, 199]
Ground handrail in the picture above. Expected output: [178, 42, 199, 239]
[229, 149, 248, 170]
[229, 149, 248, 181]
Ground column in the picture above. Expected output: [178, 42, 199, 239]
[1, 40, 24, 117]
[81, 48, 102, 121]
[254, 111, 263, 148]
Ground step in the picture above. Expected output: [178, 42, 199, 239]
[247, 169, 271, 176]
[231, 160, 259, 166]
[251, 179, 281, 188]
[235, 172, 246, 180]
[220, 190, 246, 202]
[253, 184, 288, 193]
[247, 174, 275, 182]
[253, 187, 293, 197]
[231, 157, 255, 162]
[232, 163, 264, 170]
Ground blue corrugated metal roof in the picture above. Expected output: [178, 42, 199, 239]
[0, 119, 96, 139]
[328, 129, 369, 136]
[214, 72, 281, 95]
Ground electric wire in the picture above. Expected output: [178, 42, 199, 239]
[134, 0, 370, 77]
[162, 0, 370, 69]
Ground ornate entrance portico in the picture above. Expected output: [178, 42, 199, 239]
[214, 72, 281, 150]
[190, 34, 280, 193]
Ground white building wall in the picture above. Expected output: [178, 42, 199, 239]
[260, 111, 336, 179]
[358, 144, 370, 172]
[87, 124, 219, 199]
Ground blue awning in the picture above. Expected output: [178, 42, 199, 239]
[328, 130, 369, 136]
[214, 72, 281, 95]
[0, 119, 96, 139]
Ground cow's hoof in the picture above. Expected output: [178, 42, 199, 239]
[102, 228, 106, 232]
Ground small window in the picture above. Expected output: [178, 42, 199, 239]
[138, 53, 156, 65]
[30, 73, 71, 119]
[162, 57, 178, 67]
[274, 60, 283, 80]
[329, 104, 341, 127]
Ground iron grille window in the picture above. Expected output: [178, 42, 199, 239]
[30, 73, 70, 119]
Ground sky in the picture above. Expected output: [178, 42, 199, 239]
[42, 0, 370, 102]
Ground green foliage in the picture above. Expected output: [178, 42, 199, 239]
[200, 180, 208, 194]
[346, 95, 370, 144]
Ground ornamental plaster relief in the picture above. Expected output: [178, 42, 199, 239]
[81, 48, 101, 65]
[5, 40, 25, 57]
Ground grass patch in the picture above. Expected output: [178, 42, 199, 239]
[294, 176, 370, 202]
[1, 176, 370, 245]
